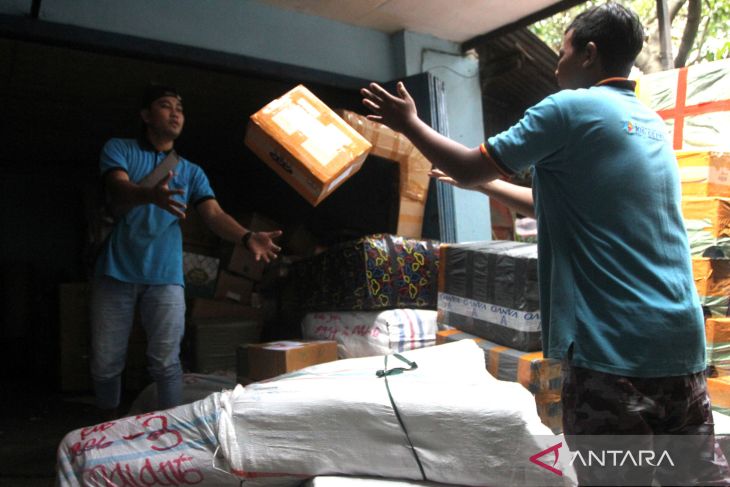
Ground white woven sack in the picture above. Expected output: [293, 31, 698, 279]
[304, 476, 450, 486]
[56, 393, 238, 486]
[301, 309, 438, 358]
[218, 340, 575, 486]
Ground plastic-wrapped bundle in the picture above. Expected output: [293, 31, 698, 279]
[438, 240, 541, 351]
[292, 234, 439, 311]
[301, 309, 438, 358]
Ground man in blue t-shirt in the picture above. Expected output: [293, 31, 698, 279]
[363, 3, 729, 484]
[91, 84, 282, 417]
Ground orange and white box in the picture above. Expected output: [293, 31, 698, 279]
[245, 85, 372, 206]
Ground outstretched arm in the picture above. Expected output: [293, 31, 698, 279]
[361, 82, 503, 186]
[105, 169, 187, 219]
[197, 199, 282, 263]
[430, 169, 535, 218]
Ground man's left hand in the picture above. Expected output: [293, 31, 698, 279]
[247, 230, 283, 263]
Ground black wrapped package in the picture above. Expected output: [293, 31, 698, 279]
[438, 240, 541, 351]
[292, 234, 440, 311]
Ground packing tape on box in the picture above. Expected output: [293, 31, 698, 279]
[535, 391, 563, 434]
[437, 293, 541, 332]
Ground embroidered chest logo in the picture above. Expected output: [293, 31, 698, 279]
[623, 120, 664, 141]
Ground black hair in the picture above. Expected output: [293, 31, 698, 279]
[567, 2, 644, 75]
[140, 84, 182, 110]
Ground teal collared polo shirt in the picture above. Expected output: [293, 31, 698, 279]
[485, 80, 705, 377]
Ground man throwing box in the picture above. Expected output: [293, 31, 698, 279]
[362, 3, 729, 485]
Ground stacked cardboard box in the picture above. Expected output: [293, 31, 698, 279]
[438, 240, 540, 352]
[677, 152, 730, 386]
[180, 211, 284, 374]
[236, 340, 337, 383]
[187, 299, 263, 373]
[673, 150, 730, 419]
[182, 251, 220, 298]
[709, 376, 730, 416]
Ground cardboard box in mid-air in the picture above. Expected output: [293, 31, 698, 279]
[245, 85, 372, 206]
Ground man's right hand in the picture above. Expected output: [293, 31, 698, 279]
[360, 82, 419, 135]
[152, 171, 186, 219]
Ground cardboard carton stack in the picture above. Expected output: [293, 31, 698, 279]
[638, 62, 730, 413]
[672, 152, 730, 379]
[182, 212, 286, 374]
[677, 153, 730, 411]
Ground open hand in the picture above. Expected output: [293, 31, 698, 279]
[360, 81, 418, 134]
[248, 230, 283, 263]
[152, 171, 186, 219]
[429, 168, 474, 189]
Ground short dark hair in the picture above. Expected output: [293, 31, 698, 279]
[140, 84, 182, 109]
[567, 2, 644, 75]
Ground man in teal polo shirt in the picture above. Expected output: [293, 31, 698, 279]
[91, 85, 282, 417]
[362, 3, 729, 484]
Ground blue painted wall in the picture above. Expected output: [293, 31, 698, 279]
[39, 0, 397, 82]
[394, 31, 491, 242]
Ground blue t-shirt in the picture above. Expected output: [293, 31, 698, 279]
[94, 138, 215, 286]
[486, 80, 705, 377]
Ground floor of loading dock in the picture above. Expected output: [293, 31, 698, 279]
[0, 383, 134, 487]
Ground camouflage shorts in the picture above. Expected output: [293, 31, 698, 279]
[561, 364, 730, 486]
